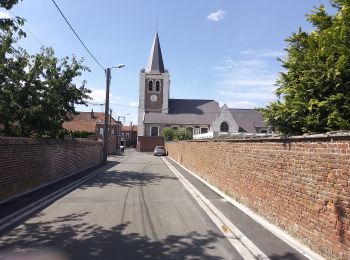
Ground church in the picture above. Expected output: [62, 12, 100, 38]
[137, 33, 270, 150]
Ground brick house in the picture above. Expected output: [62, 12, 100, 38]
[63, 110, 121, 154]
[120, 125, 138, 148]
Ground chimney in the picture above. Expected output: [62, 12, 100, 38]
[91, 109, 94, 119]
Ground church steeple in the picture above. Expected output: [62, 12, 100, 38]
[145, 33, 165, 74]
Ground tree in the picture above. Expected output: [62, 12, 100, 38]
[0, 47, 91, 137]
[160, 128, 192, 141]
[0, 0, 91, 137]
[261, 0, 350, 135]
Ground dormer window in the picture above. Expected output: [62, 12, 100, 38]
[155, 80, 161, 92]
[148, 80, 153, 91]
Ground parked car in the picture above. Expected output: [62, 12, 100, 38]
[154, 146, 167, 156]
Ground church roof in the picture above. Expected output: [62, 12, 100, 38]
[229, 109, 267, 133]
[144, 99, 220, 125]
[145, 33, 165, 74]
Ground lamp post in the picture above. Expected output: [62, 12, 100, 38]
[102, 64, 125, 162]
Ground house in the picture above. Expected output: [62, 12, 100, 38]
[120, 125, 138, 148]
[137, 33, 270, 151]
[63, 110, 121, 154]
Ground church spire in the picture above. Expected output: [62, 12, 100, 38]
[145, 32, 165, 74]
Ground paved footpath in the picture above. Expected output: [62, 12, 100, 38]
[0, 150, 321, 260]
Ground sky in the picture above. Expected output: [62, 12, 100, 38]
[0, 0, 334, 125]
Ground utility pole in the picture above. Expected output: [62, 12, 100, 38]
[129, 122, 132, 148]
[102, 68, 111, 162]
[109, 108, 112, 135]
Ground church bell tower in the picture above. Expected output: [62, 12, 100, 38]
[138, 33, 170, 136]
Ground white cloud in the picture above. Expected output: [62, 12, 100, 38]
[212, 57, 279, 108]
[217, 90, 276, 101]
[218, 100, 258, 109]
[212, 58, 278, 87]
[88, 89, 121, 104]
[207, 10, 226, 22]
[129, 101, 138, 107]
[0, 11, 11, 19]
[241, 49, 285, 58]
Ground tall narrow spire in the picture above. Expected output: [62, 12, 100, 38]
[146, 32, 165, 74]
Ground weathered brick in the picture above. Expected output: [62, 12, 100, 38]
[166, 137, 350, 260]
[0, 137, 102, 201]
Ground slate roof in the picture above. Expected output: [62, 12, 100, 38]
[144, 99, 220, 125]
[229, 109, 267, 133]
[145, 33, 165, 74]
[63, 111, 118, 132]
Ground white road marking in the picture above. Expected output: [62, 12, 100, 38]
[166, 156, 325, 260]
[162, 157, 269, 260]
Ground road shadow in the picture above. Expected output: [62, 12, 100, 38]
[0, 212, 224, 260]
[79, 170, 178, 189]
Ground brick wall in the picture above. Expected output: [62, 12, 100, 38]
[165, 136, 350, 259]
[0, 137, 103, 202]
[137, 136, 164, 152]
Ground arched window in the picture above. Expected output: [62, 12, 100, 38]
[220, 122, 229, 132]
[155, 80, 160, 92]
[148, 80, 153, 91]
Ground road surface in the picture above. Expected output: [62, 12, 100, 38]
[0, 150, 317, 260]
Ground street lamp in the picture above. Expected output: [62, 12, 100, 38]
[102, 64, 125, 162]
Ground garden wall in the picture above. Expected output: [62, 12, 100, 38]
[166, 134, 350, 259]
[0, 137, 102, 202]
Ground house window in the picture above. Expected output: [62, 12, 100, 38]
[126, 133, 129, 138]
[148, 80, 153, 91]
[201, 128, 208, 134]
[151, 126, 159, 136]
[194, 127, 200, 135]
[220, 122, 229, 132]
[155, 80, 160, 92]
[99, 128, 103, 135]
[260, 129, 268, 133]
[172, 126, 178, 131]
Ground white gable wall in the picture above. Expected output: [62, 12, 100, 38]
[211, 105, 239, 133]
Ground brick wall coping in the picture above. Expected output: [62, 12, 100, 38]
[183, 131, 350, 143]
[0, 136, 103, 146]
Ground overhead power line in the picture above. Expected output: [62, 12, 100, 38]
[50, 0, 105, 72]
[9, 10, 45, 47]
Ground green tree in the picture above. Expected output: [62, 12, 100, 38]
[0, 0, 91, 137]
[261, 0, 350, 135]
[174, 128, 192, 141]
[160, 127, 175, 141]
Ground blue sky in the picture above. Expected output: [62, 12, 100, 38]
[0, 0, 333, 124]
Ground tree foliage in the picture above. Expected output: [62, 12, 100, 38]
[261, 0, 350, 135]
[0, 1, 91, 137]
[160, 128, 192, 141]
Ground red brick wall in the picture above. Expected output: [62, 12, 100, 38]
[0, 137, 103, 202]
[166, 137, 350, 259]
[137, 136, 164, 152]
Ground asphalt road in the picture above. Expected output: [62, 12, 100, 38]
[0, 150, 316, 260]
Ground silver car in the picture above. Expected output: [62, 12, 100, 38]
[154, 146, 167, 156]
